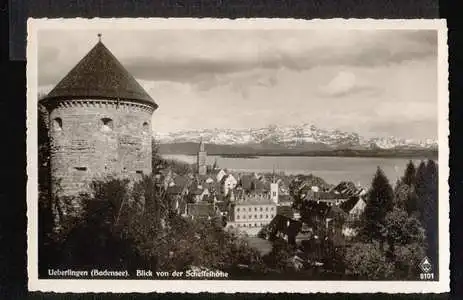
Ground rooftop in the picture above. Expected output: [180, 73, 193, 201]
[234, 195, 275, 206]
[41, 36, 158, 108]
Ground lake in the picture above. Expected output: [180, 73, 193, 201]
[161, 154, 429, 187]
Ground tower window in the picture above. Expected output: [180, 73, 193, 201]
[142, 122, 149, 134]
[52, 118, 62, 131]
[100, 118, 113, 131]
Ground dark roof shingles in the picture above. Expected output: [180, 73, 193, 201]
[42, 41, 157, 108]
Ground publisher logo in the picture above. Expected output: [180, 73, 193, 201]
[419, 256, 434, 280]
[419, 256, 432, 273]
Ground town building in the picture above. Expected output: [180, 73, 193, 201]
[226, 195, 277, 236]
[220, 174, 238, 196]
[216, 169, 227, 182]
[40, 34, 158, 197]
[197, 139, 207, 175]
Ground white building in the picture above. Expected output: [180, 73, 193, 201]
[221, 174, 238, 196]
[226, 196, 277, 236]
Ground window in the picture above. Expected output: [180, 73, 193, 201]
[249, 215, 252, 219]
[237, 215, 240, 219]
[254, 207, 257, 211]
[248, 208, 251, 212]
[136, 170, 143, 174]
[142, 121, 149, 134]
[237, 208, 240, 212]
[265, 207, 268, 211]
[260, 214, 262, 219]
[260, 207, 263, 211]
[52, 118, 62, 131]
[271, 207, 274, 211]
[101, 118, 113, 131]
[254, 215, 257, 219]
[74, 167, 87, 171]
[273, 192, 276, 197]
[266, 214, 268, 218]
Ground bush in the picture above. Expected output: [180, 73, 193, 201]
[345, 242, 395, 280]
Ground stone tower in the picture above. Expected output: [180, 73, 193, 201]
[270, 168, 279, 204]
[40, 35, 158, 197]
[197, 139, 207, 175]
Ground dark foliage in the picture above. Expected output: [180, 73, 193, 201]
[360, 167, 394, 244]
[402, 160, 417, 186]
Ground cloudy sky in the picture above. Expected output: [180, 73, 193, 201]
[37, 29, 438, 140]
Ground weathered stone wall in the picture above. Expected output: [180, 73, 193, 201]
[48, 99, 155, 197]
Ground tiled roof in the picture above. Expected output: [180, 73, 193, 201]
[331, 181, 359, 197]
[339, 196, 361, 213]
[306, 191, 347, 201]
[326, 205, 348, 219]
[41, 40, 157, 108]
[215, 201, 229, 212]
[235, 195, 274, 206]
[239, 175, 254, 190]
[254, 180, 270, 192]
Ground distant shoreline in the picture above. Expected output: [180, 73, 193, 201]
[158, 142, 438, 160]
[162, 152, 438, 160]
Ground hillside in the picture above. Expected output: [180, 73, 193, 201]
[158, 142, 438, 159]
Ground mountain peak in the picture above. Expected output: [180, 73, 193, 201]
[156, 124, 437, 150]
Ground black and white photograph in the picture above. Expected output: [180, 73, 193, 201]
[26, 18, 449, 293]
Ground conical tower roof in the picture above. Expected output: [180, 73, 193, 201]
[41, 36, 158, 109]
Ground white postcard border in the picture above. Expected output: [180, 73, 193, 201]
[26, 17, 449, 293]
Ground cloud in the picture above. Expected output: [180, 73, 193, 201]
[38, 29, 437, 89]
[36, 28, 438, 140]
[319, 70, 380, 98]
[121, 30, 437, 86]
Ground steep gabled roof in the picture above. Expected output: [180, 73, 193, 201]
[41, 39, 158, 108]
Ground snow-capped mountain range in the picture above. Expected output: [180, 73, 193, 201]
[155, 123, 438, 150]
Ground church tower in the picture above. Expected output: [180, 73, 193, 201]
[40, 34, 158, 197]
[197, 138, 207, 175]
[270, 167, 279, 204]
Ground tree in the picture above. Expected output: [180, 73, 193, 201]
[384, 207, 427, 280]
[393, 181, 409, 210]
[383, 207, 426, 255]
[57, 178, 142, 270]
[402, 160, 416, 186]
[397, 160, 419, 215]
[423, 160, 439, 271]
[360, 167, 394, 245]
[345, 242, 395, 280]
[151, 137, 164, 173]
[262, 238, 294, 272]
[38, 103, 55, 275]
[415, 160, 428, 219]
[394, 181, 418, 215]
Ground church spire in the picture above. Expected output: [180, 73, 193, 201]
[272, 164, 276, 183]
[197, 137, 207, 175]
[199, 137, 205, 152]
